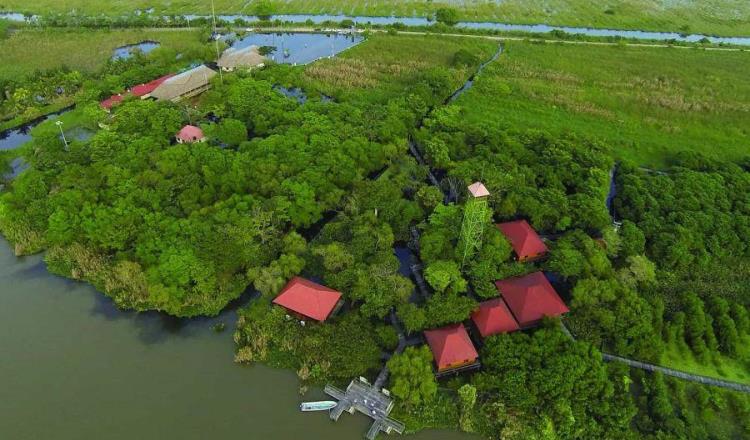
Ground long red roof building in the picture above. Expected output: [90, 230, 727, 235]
[99, 73, 175, 110]
[495, 272, 569, 328]
[496, 220, 548, 262]
[424, 324, 479, 372]
[471, 298, 520, 337]
[272, 277, 342, 322]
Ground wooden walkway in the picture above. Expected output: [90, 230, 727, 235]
[560, 322, 750, 394]
[325, 379, 405, 440]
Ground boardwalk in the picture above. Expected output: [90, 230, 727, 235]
[560, 322, 750, 394]
[325, 379, 405, 440]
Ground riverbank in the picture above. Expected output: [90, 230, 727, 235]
[2, 0, 750, 37]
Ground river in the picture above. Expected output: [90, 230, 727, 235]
[0, 239, 473, 440]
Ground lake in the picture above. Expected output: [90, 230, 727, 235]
[0, 239, 474, 440]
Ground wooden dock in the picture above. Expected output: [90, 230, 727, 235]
[325, 378, 405, 440]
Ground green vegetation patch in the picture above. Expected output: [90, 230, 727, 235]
[455, 40, 750, 167]
[3, 0, 750, 36]
[0, 28, 209, 82]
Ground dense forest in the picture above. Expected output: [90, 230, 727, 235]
[1, 31, 749, 439]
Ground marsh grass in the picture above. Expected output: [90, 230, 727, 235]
[454, 40, 750, 167]
[3, 0, 750, 36]
[0, 28, 208, 83]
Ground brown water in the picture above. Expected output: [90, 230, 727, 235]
[0, 238, 473, 440]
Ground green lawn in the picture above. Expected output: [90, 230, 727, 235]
[0, 28, 207, 82]
[661, 337, 750, 385]
[2, 0, 750, 36]
[453, 40, 750, 167]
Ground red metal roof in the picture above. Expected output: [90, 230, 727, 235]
[272, 277, 342, 322]
[497, 220, 548, 261]
[177, 125, 205, 142]
[131, 74, 175, 97]
[471, 298, 520, 337]
[424, 324, 478, 371]
[495, 272, 568, 328]
[100, 94, 124, 110]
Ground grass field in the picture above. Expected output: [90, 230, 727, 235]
[0, 28, 208, 82]
[1, 1, 749, 37]
[661, 337, 750, 385]
[452, 40, 750, 167]
[303, 33, 498, 101]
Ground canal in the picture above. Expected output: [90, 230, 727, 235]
[0, 239, 473, 440]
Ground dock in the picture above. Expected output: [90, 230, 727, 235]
[325, 378, 405, 440]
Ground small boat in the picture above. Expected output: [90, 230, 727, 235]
[300, 401, 338, 412]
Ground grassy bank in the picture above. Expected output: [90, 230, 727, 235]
[2, 0, 750, 36]
[452, 40, 750, 167]
[661, 337, 750, 385]
[0, 27, 207, 82]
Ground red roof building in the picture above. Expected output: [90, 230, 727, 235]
[272, 277, 342, 322]
[100, 94, 124, 111]
[176, 125, 206, 143]
[424, 324, 479, 372]
[471, 298, 520, 337]
[497, 220, 548, 262]
[131, 74, 175, 98]
[99, 74, 174, 111]
[495, 272, 569, 328]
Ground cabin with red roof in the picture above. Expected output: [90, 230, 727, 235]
[176, 125, 206, 144]
[99, 74, 174, 111]
[272, 277, 343, 322]
[131, 74, 174, 98]
[471, 298, 520, 338]
[495, 272, 569, 328]
[424, 324, 479, 373]
[100, 94, 124, 111]
[496, 220, 548, 262]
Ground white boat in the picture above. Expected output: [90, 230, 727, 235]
[300, 401, 338, 412]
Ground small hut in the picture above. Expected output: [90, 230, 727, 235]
[218, 45, 266, 72]
[272, 277, 343, 322]
[495, 272, 568, 328]
[176, 125, 206, 144]
[496, 219, 548, 262]
[424, 324, 479, 373]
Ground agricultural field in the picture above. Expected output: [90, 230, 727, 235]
[0, 27, 209, 83]
[454, 40, 750, 167]
[2, 0, 750, 36]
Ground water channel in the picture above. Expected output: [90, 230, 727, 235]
[3, 11, 750, 45]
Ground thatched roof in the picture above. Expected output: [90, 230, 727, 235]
[218, 45, 266, 69]
[151, 65, 217, 101]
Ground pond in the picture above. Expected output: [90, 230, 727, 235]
[0, 239, 474, 440]
[112, 41, 161, 60]
[274, 85, 307, 104]
[231, 32, 363, 65]
[0, 107, 71, 151]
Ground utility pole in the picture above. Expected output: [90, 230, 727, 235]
[55, 120, 68, 150]
[459, 182, 491, 268]
[211, 0, 224, 83]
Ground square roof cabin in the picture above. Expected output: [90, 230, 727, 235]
[495, 272, 569, 328]
[471, 298, 520, 338]
[272, 277, 343, 322]
[424, 324, 479, 372]
[496, 219, 548, 262]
